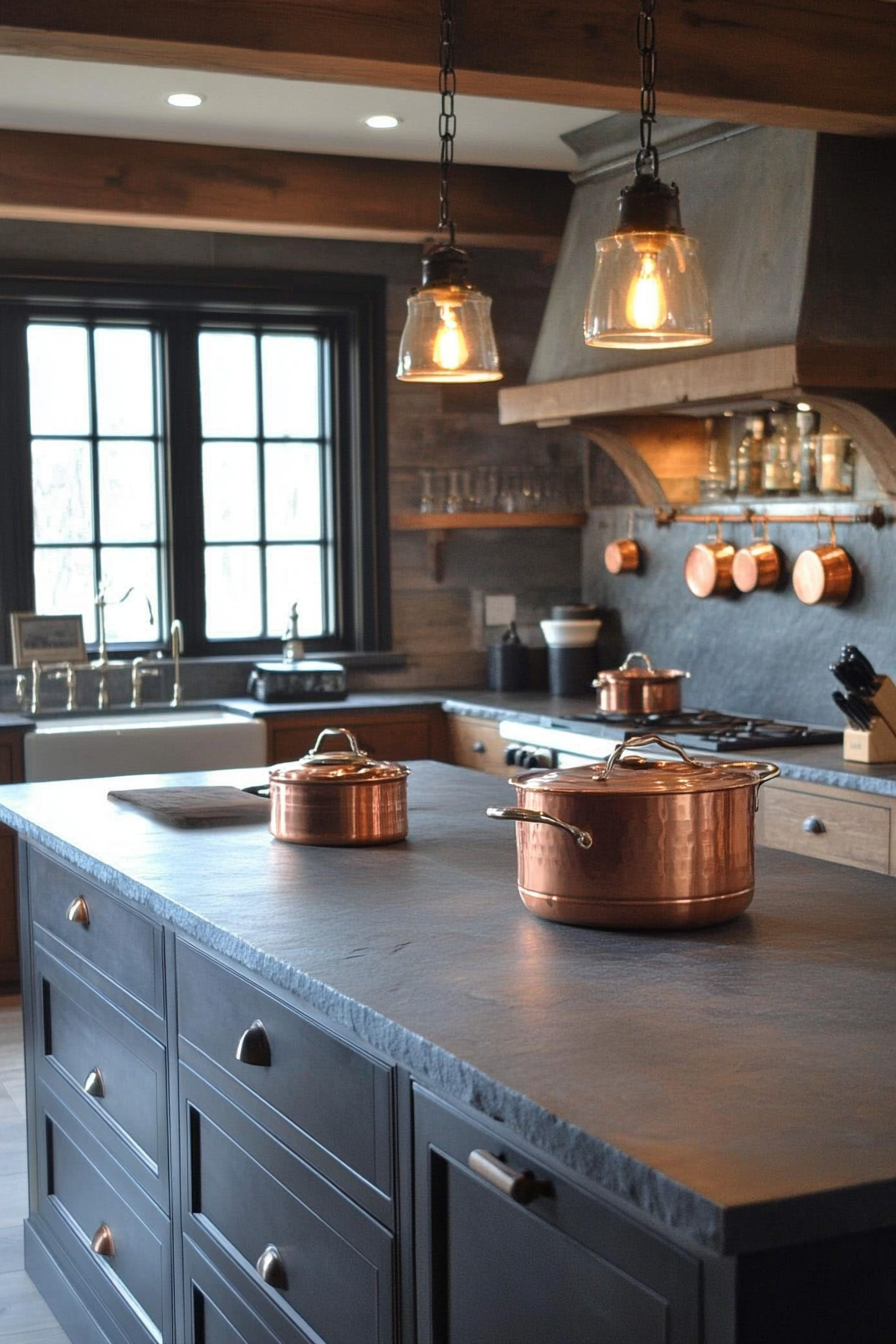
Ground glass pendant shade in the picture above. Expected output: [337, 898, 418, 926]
[584, 171, 712, 350]
[396, 245, 502, 383]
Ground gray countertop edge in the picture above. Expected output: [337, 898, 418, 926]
[5, 798, 894, 1259]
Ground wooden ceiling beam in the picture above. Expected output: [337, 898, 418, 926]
[0, 2, 894, 136]
[0, 129, 572, 249]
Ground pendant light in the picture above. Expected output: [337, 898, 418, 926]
[396, 0, 502, 383]
[584, 0, 712, 350]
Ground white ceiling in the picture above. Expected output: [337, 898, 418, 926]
[0, 54, 613, 172]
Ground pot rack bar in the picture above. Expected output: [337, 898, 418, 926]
[654, 504, 890, 528]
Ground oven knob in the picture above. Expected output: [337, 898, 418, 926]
[504, 745, 522, 766]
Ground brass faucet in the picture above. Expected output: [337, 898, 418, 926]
[131, 656, 162, 708]
[91, 584, 155, 709]
[29, 660, 77, 714]
[169, 619, 184, 706]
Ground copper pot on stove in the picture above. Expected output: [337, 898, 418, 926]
[593, 651, 689, 715]
[488, 735, 779, 930]
[260, 727, 409, 845]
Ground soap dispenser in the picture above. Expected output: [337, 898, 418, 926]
[283, 604, 305, 663]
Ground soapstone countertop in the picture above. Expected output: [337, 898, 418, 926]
[1, 760, 895, 1259]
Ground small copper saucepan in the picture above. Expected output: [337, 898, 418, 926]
[604, 512, 642, 574]
[593, 650, 690, 715]
[792, 519, 854, 606]
[732, 519, 784, 594]
[684, 524, 735, 598]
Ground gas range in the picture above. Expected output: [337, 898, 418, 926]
[497, 712, 841, 771]
[571, 709, 842, 753]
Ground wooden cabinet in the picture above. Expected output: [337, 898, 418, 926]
[413, 1085, 701, 1344]
[757, 778, 896, 875]
[265, 704, 448, 767]
[0, 726, 26, 990]
[446, 713, 511, 777]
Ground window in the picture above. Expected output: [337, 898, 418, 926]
[0, 267, 390, 663]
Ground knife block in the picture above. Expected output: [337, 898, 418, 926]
[843, 675, 896, 762]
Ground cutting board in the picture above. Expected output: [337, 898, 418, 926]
[107, 786, 270, 828]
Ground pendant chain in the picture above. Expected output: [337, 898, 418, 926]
[438, 0, 457, 243]
[636, 0, 659, 178]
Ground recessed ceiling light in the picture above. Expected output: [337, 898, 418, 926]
[364, 114, 401, 130]
[167, 92, 205, 109]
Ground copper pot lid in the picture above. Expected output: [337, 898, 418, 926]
[270, 727, 409, 785]
[514, 735, 778, 795]
[594, 651, 689, 685]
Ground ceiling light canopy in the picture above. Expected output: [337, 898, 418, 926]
[396, 0, 502, 384]
[584, 0, 711, 350]
[166, 92, 204, 108]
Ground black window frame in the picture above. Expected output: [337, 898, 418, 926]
[0, 262, 391, 663]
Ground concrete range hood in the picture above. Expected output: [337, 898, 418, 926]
[499, 117, 896, 499]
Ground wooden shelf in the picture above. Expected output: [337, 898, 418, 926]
[391, 510, 586, 531]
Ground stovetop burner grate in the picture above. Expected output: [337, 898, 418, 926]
[572, 708, 842, 751]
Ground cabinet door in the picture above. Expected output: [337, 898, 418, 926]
[447, 715, 513, 777]
[414, 1086, 699, 1344]
[0, 729, 24, 989]
[267, 710, 440, 766]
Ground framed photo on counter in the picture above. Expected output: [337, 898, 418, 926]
[9, 613, 88, 667]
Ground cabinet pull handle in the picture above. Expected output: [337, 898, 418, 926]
[472, 741, 486, 753]
[235, 1019, 272, 1068]
[468, 1149, 554, 1205]
[66, 896, 90, 926]
[90, 1223, 115, 1257]
[802, 815, 826, 835]
[256, 1243, 288, 1290]
[83, 1068, 105, 1098]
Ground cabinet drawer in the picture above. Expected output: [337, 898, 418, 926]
[182, 1066, 394, 1344]
[177, 941, 393, 1219]
[28, 848, 165, 1027]
[185, 1237, 310, 1344]
[35, 946, 169, 1209]
[758, 783, 891, 873]
[268, 714, 433, 766]
[447, 715, 512, 777]
[414, 1086, 699, 1344]
[34, 1077, 172, 1344]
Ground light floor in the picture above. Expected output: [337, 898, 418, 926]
[0, 995, 69, 1344]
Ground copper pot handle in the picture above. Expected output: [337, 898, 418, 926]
[309, 726, 365, 757]
[486, 806, 593, 850]
[620, 650, 653, 671]
[601, 734, 780, 785]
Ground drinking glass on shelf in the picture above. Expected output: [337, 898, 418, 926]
[419, 469, 436, 514]
[446, 469, 464, 513]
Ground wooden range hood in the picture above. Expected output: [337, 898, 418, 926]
[499, 119, 896, 501]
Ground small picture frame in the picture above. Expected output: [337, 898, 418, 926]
[9, 612, 88, 668]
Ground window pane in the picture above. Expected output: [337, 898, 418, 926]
[205, 546, 262, 638]
[33, 548, 96, 641]
[202, 442, 260, 541]
[261, 334, 320, 439]
[199, 332, 258, 439]
[99, 441, 158, 542]
[32, 440, 93, 544]
[98, 549, 160, 643]
[27, 325, 91, 435]
[266, 545, 324, 638]
[264, 443, 321, 541]
[94, 328, 155, 436]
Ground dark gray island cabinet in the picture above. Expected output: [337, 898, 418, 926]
[3, 762, 896, 1344]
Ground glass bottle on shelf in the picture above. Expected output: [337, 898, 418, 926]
[419, 469, 437, 514]
[797, 409, 819, 495]
[817, 424, 856, 495]
[700, 416, 727, 501]
[736, 415, 765, 496]
[762, 412, 798, 496]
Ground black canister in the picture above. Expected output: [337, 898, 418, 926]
[487, 622, 529, 692]
[548, 645, 597, 697]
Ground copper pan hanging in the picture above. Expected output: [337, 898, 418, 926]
[792, 519, 854, 606]
[684, 522, 735, 598]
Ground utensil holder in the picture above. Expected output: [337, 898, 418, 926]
[866, 675, 896, 737]
[843, 675, 896, 762]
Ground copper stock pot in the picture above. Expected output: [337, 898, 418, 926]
[488, 735, 779, 930]
[593, 651, 689, 715]
[260, 727, 409, 846]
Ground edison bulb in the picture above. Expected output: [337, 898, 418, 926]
[432, 304, 469, 371]
[625, 252, 668, 331]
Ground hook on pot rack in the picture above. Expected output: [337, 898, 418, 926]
[653, 503, 891, 529]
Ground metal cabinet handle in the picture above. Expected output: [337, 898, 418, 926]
[467, 1149, 554, 1205]
[802, 815, 826, 835]
[256, 1243, 288, 1290]
[66, 896, 90, 926]
[90, 1223, 115, 1257]
[83, 1068, 105, 1098]
[235, 1019, 272, 1068]
[471, 741, 486, 753]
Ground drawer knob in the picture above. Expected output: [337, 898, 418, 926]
[65, 897, 90, 926]
[468, 1149, 554, 1206]
[256, 1243, 288, 1290]
[83, 1068, 105, 1099]
[90, 1223, 115, 1258]
[472, 741, 486, 753]
[802, 815, 826, 835]
[235, 1019, 272, 1068]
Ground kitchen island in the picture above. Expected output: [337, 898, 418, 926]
[1, 760, 895, 1343]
